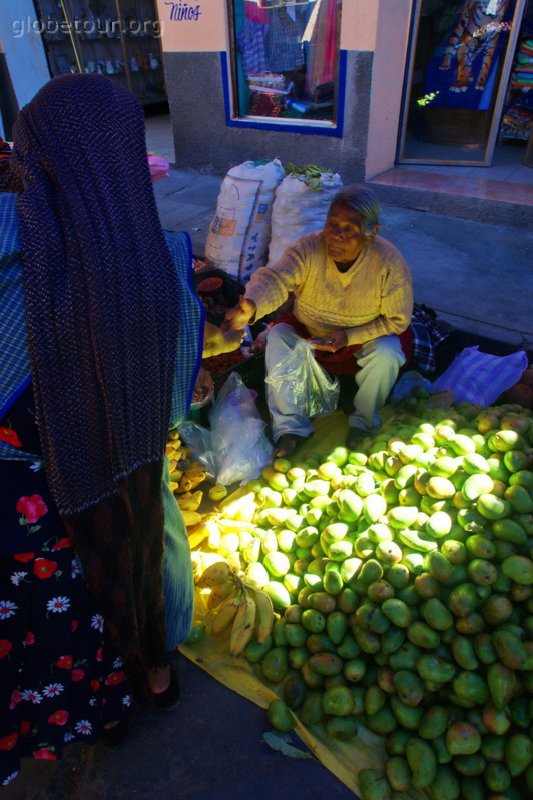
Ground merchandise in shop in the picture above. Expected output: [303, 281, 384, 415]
[33, 0, 166, 106]
[233, 0, 339, 121]
[424, 0, 513, 110]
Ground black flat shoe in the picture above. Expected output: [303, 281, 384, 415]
[100, 719, 129, 748]
[152, 667, 180, 711]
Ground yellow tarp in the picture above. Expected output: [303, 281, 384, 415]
[180, 411, 427, 799]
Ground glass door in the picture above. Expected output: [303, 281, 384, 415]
[397, 0, 526, 165]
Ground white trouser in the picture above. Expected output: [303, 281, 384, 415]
[265, 323, 405, 441]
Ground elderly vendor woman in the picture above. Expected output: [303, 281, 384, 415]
[222, 184, 414, 458]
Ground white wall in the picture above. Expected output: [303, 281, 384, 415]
[365, 0, 413, 179]
[0, 0, 51, 111]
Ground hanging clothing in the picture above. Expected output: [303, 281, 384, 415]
[238, 18, 270, 77]
[304, 0, 339, 96]
[267, 7, 305, 73]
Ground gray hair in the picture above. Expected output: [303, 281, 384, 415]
[329, 184, 381, 235]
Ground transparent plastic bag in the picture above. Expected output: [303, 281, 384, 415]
[179, 373, 273, 486]
[209, 373, 273, 485]
[265, 338, 340, 418]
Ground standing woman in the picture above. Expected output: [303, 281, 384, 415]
[0, 74, 234, 783]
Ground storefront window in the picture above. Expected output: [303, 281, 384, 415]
[226, 0, 342, 127]
[398, 0, 526, 164]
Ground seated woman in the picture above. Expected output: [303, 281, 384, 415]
[0, 73, 240, 785]
[223, 184, 414, 456]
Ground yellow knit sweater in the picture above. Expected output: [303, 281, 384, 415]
[244, 232, 413, 346]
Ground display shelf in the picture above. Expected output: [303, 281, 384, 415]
[33, 0, 166, 106]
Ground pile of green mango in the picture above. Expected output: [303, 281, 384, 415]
[222, 399, 533, 800]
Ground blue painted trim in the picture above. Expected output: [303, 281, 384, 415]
[220, 50, 347, 138]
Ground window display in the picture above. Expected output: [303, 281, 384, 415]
[33, 1, 166, 106]
[227, 0, 342, 126]
[398, 0, 526, 164]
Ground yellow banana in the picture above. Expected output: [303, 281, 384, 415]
[196, 559, 232, 589]
[207, 578, 236, 610]
[211, 588, 243, 634]
[181, 510, 202, 527]
[229, 588, 256, 656]
[177, 490, 203, 511]
[251, 587, 275, 644]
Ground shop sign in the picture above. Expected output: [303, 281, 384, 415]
[155, 0, 228, 52]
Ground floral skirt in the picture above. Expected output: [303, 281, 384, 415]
[0, 544, 130, 786]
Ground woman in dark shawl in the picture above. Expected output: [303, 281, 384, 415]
[0, 74, 240, 782]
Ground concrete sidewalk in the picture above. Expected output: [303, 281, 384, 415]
[152, 166, 533, 351]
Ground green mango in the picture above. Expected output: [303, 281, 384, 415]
[260, 646, 288, 683]
[299, 690, 324, 725]
[452, 672, 489, 706]
[365, 703, 397, 736]
[406, 737, 437, 789]
[422, 597, 454, 630]
[453, 753, 486, 777]
[428, 764, 461, 800]
[283, 674, 307, 710]
[493, 629, 528, 670]
[505, 732, 533, 777]
[418, 705, 449, 740]
[487, 662, 517, 709]
[445, 722, 481, 755]
[325, 715, 358, 741]
[267, 698, 294, 732]
[358, 769, 392, 800]
[417, 654, 456, 684]
[460, 777, 485, 800]
[390, 695, 424, 731]
[407, 621, 440, 649]
[501, 554, 533, 585]
[385, 756, 411, 792]
[451, 635, 479, 670]
[485, 762, 511, 793]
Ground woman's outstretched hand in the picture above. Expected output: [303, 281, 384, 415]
[221, 296, 256, 333]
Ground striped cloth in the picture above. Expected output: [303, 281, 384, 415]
[431, 346, 528, 405]
[0, 193, 37, 466]
[164, 229, 205, 428]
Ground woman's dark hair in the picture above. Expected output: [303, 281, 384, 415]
[329, 184, 381, 235]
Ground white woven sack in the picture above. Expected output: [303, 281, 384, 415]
[205, 158, 285, 282]
[430, 346, 528, 406]
[267, 171, 343, 266]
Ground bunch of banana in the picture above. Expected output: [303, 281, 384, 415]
[196, 559, 275, 656]
[165, 431, 207, 496]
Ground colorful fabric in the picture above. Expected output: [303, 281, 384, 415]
[244, 232, 413, 347]
[0, 388, 129, 786]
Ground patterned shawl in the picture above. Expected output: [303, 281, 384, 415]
[7, 74, 181, 683]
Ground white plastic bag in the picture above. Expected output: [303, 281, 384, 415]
[205, 158, 285, 283]
[267, 170, 343, 266]
[430, 346, 528, 406]
[210, 373, 273, 485]
[265, 338, 339, 418]
[180, 373, 273, 486]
